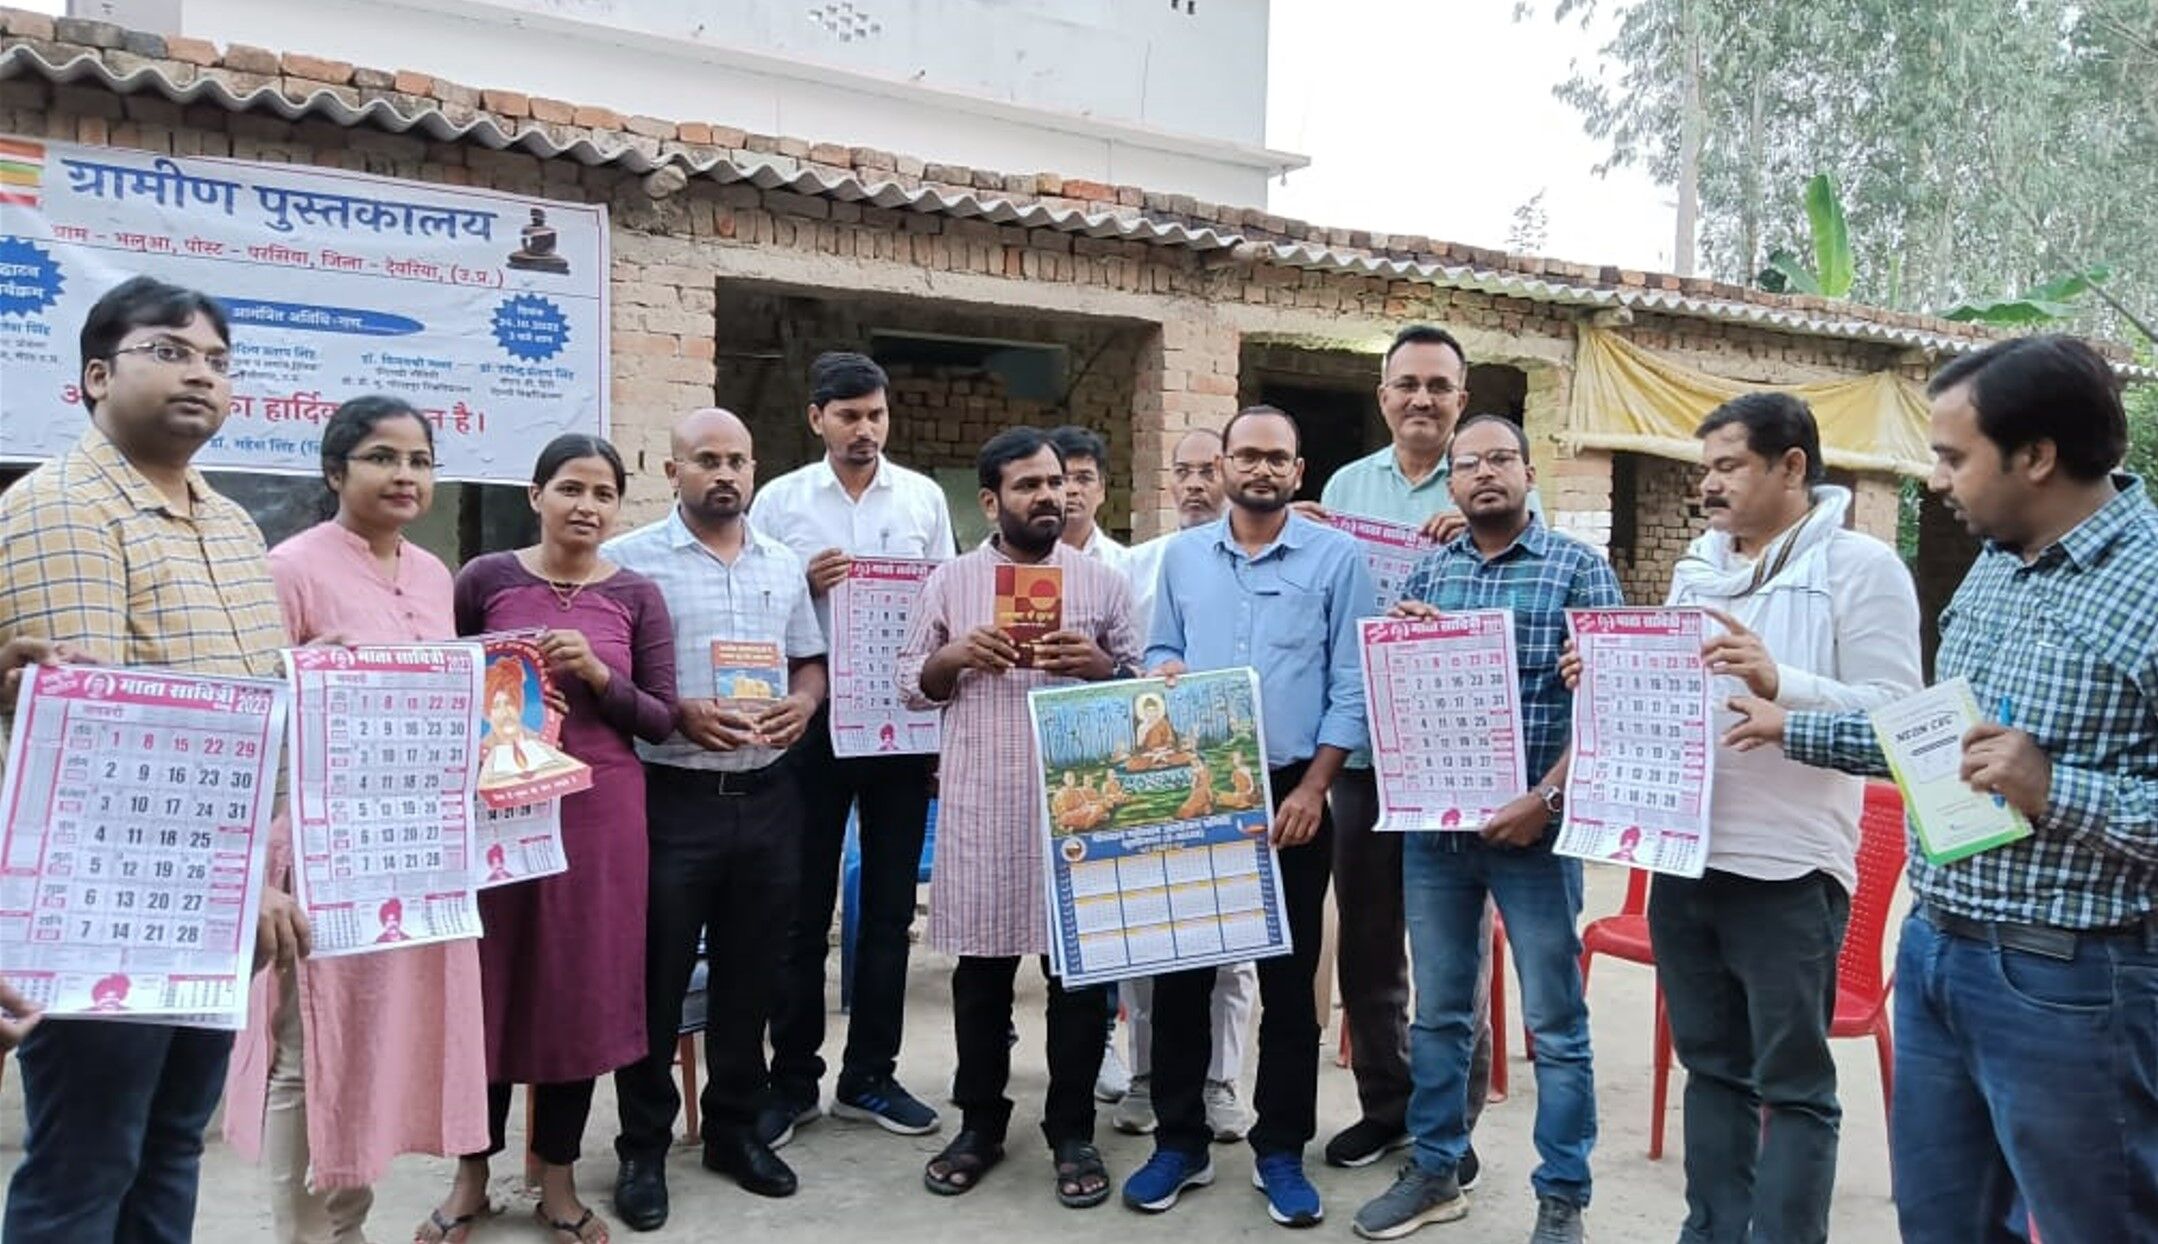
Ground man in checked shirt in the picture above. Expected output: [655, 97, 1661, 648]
[1728, 335, 2158, 1244]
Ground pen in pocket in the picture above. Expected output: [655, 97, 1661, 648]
[1992, 695, 2013, 808]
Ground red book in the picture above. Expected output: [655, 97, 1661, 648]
[995, 563, 1063, 669]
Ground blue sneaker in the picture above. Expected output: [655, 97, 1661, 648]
[1251, 1153, 1324, 1228]
[831, 1075, 941, 1135]
[1122, 1148, 1214, 1213]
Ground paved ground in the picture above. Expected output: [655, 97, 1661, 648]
[0, 867, 1900, 1241]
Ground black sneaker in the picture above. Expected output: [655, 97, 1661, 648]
[754, 1087, 821, 1150]
[1350, 1163, 1467, 1239]
[832, 1075, 942, 1135]
[1528, 1195, 1585, 1244]
[1324, 1118, 1413, 1169]
[1457, 1144, 1480, 1192]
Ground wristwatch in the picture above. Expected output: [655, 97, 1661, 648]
[1535, 783, 1564, 816]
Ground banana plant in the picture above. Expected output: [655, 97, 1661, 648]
[1755, 173, 1854, 298]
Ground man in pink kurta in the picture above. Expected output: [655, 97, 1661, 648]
[896, 428, 1140, 1204]
[225, 519, 490, 1228]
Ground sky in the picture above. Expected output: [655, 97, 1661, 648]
[1265, 0, 1676, 272]
[19, 0, 1677, 272]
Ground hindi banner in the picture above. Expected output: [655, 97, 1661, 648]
[0, 665, 286, 1028]
[1028, 668, 1290, 986]
[1556, 608, 1715, 877]
[1322, 513, 1439, 613]
[829, 557, 940, 758]
[0, 136, 608, 482]
[282, 644, 485, 955]
[1358, 612, 1527, 831]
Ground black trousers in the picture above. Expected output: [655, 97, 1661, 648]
[951, 955, 1112, 1149]
[614, 761, 803, 1160]
[771, 705, 933, 1095]
[1150, 763, 1334, 1157]
[477, 1079, 596, 1166]
[1325, 766, 1413, 1128]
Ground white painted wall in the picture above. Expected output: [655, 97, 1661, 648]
[155, 0, 1303, 207]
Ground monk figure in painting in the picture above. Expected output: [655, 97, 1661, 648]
[1217, 750, 1261, 810]
[1175, 755, 1216, 820]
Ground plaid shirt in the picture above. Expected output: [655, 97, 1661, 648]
[1399, 518, 1625, 779]
[1787, 477, 2158, 928]
[0, 429, 284, 680]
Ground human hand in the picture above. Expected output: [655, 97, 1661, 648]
[1960, 722, 2052, 817]
[755, 692, 818, 748]
[1480, 791, 1554, 848]
[680, 699, 759, 751]
[1558, 639, 1581, 691]
[1420, 511, 1469, 544]
[0, 976, 42, 1051]
[1273, 781, 1326, 847]
[806, 548, 852, 596]
[1701, 609, 1780, 700]
[1722, 696, 1789, 752]
[1035, 631, 1113, 680]
[254, 886, 313, 972]
[1391, 600, 1440, 620]
[538, 629, 611, 693]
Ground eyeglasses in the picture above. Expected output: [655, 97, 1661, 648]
[1172, 463, 1218, 482]
[1451, 448, 1524, 474]
[112, 339, 235, 376]
[346, 450, 437, 472]
[1387, 377, 1464, 399]
[675, 453, 752, 473]
[1227, 449, 1297, 473]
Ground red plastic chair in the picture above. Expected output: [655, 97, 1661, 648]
[1640, 781, 1908, 1162]
[1577, 867, 1666, 1155]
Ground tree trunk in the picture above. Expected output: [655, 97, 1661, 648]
[1741, 78, 1764, 280]
[1674, 0, 1704, 276]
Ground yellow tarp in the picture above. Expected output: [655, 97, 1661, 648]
[1564, 327, 1933, 477]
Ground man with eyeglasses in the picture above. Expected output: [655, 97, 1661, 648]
[1296, 325, 1539, 1173]
[1123, 406, 1373, 1228]
[1351, 416, 1621, 1244]
[601, 408, 828, 1222]
[0, 276, 312, 1243]
[1112, 427, 1260, 1142]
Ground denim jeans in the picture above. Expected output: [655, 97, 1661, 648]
[1402, 834, 1595, 1205]
[1891, 910, 2158, 1244]
[4, 1020, 234, 1244]
[1651, 869, 1848, 1244]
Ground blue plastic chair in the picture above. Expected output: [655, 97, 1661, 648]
[839, 797, 937, 1013]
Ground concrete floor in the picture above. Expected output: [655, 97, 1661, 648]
[0, 866, 1901, 1241]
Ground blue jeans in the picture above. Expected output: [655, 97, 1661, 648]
[4, 1020, 234, 1244]
[1892, 910, 2158, 1244]
[1402, 835, 1595, 1205]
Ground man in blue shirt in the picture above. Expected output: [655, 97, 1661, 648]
[1122, 405, 1374, 1229]
[1351, 415, 1621, 1244]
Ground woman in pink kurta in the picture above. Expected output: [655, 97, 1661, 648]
[224, 396, 490, 1244]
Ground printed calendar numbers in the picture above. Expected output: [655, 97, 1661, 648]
[830, 557, 942, 757]
[1359, 612, 1529, 832]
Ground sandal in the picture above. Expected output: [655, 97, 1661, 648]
[924, 1128, 1006, 1196]
[1053, 1139, 1111, 1209]
[534, 1204, 611, 1244]
[413, 1201, 494, 1244]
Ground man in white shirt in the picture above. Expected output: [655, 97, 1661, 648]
[754, 352, 958, 1145]
[1050, 425, 1130, 574]
[1649, 392, 1921, 1244]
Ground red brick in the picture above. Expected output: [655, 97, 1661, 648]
[573, 104, 624, 129]
[676, 121, 713, 145]
[482, 89, 530, 117]
[1060, 179, 1114, 202]
[392, 70, 435, 96]
[280, 51, 352, 83]
[807, 142, 849, 166]
[0, 8, 58, 39]
[528, 95, 574, 124]
[223, 43, 278, 74]
[625, 114, 675, 139]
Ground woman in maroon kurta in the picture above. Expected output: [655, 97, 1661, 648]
[434, 435, 676, 1244]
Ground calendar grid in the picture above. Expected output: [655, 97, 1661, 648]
[1556, 608, 1715, 877]
[830, 557, 942, 757]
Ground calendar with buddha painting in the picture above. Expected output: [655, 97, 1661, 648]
[0, 665, 286, 1026]
[1556, 608, 1715, 878]
[283, 644, 487, 955]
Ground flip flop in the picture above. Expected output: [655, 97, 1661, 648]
[413, 1206, 484, 1244]
[534, 1204, 610, 1244]
[924, 1129, 1006, 1196]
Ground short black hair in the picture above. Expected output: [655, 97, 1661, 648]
[1448, 414, 1531, 462]
[1048, 424, 1110, 471]
[978, 425, 1063, 491]
[1694, 391, 1826, 485]
[533, 433, 627, 492]
[319, 394, 435, 519]
[808, 351, 889, 406]
[79, 276, 231, 414]
[1222, 404, 1302, 456]
[1928, 335, 2125, 482]
[1382, 324, 1468, 374]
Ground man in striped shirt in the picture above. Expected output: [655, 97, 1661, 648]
[1728, 335, 2158, 1243]
[0, 276, 311, 1244]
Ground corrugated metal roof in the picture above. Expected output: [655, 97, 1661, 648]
[7, 38, 2148, 374]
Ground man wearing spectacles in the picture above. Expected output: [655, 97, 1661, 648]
[1352, 415, 1622, 1244]
[1124, 406, 1374, 1228]
[1296, 325, 1538, 1173]
[0, 276, 310, 1243]
[1111, 427, 1261, 1143]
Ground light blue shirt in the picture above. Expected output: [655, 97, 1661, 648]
[1146, 513, 1374, 769]
[1319, 443, 1544, 525]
